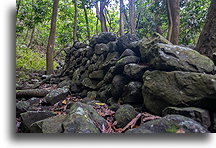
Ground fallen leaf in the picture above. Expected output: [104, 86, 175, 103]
[62, 99, 67, 105]
[176, 128, 185, 133]
[95, 102, 106, 106]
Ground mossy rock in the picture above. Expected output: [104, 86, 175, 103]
[139, 42, 215, 74]
[126, 115, 208, 133]
[142, 70, 216, 115]
[162, 107, 211, 128]
[30, 114, 66, 133]
[62, 102, 107, 133]
[115, 104, 139, 128]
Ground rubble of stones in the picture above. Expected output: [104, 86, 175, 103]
[16, 32, 216, 133]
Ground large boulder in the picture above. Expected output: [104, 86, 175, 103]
[16, 97, 41, 115]
[126, 115, 208, 133]
[104, 66, 115, 83]
[142, 70, 216, 115]
[97, 84, 112, 103]
[70, 83, 81, 93]
[94, 43, 109, 55]
[119, 49, 136, 58]
[73, 41, 87, 49]
[139, 43, 215, 74]
[107, 41, 118, 52]
[124, 63, 149, 81]
[117, 34, 139, 53]
[95, 54, 105, 69]
[111, 75, 129, 98]
[89, 70, 104, 80]
[16, 101, 31, 115]
[44, 86, 69, 105]
[90, 32, 117, 47]
[122, 81, 143, 104]
[30, 114, 66, 133]
[115, 104, 139, 128]
[81, 78, 99, 89]
[62, 102, 107, 133]
[100, 52, 120, 71]
[87, 91, 98, 100]
[162, 107, 211, 128]
[20, 111, 56, 132]
[72, 67, 84, 85]
[115, 56, 140, 74]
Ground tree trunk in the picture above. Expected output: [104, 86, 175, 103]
[104, 8, 112, 32]
[167, 0, 180, 45]
[195, 0, 216, 60]
[72, 0, 78, 42]
[83, 4, 90, 41]
[24, 28, 29, 41]
[27, 27, 35, 48]
[129, 0, 136, 34]
[16, 89, 49, 99]
[96, 19, 99, 35]
[46, 0, 59, 75]
[154, 0, 162, 35]
[95, 1, 100, 34]
[136, 0, 143, 30]
[123, 3, 130, 33]
[99, 0, 108, 32]
[119, 0, 125, 36]
[95, 1, 100, 19]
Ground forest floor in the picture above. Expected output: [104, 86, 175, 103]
[16, 69, 161, 133]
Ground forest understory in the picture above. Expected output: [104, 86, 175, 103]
[16, 0, 216, 133]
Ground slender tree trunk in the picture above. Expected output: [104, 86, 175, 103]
[72, 0, 78, 42]
[195, 0, 216, 60]
[167, 0, 180, 45]
[96, 19, 99, 35]
[154, 0, 162, 35]
[83, 4, 90, 41]
[28, 27, 35, 48]
[122, 3, 130, 33]
[167, 0, 172, 41]
[129, 0, 136, 34]
[95, 2, 100, 20]
[104, 8, 112, 32]
[119, 0, 125, 36]
[46, 0, 59, 75]
[136, 0, 143, 30]
[95, 1, 100, 34]
[100, 0, 108, 32]
[24, 28, 29, 41]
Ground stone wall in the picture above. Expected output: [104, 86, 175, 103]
[60, 32, 216, 116]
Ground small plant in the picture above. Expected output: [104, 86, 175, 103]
[165, 125, 178, 133]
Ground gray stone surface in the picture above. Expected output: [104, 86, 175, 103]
[115, 104, 139, 128]
[122, 81, 143, 104]
[126, 115, 208, 133]
[142, 70, 216, 115]
[44, 87, 69, 105]
[162, 107, 211, 128]
[139, 43, 215, 74]
[62, 102, 107, 133]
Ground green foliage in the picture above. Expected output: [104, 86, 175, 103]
[16, 0, 211, 67]
[179, 0, 210, 45]
[16, 44, 58, 71]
